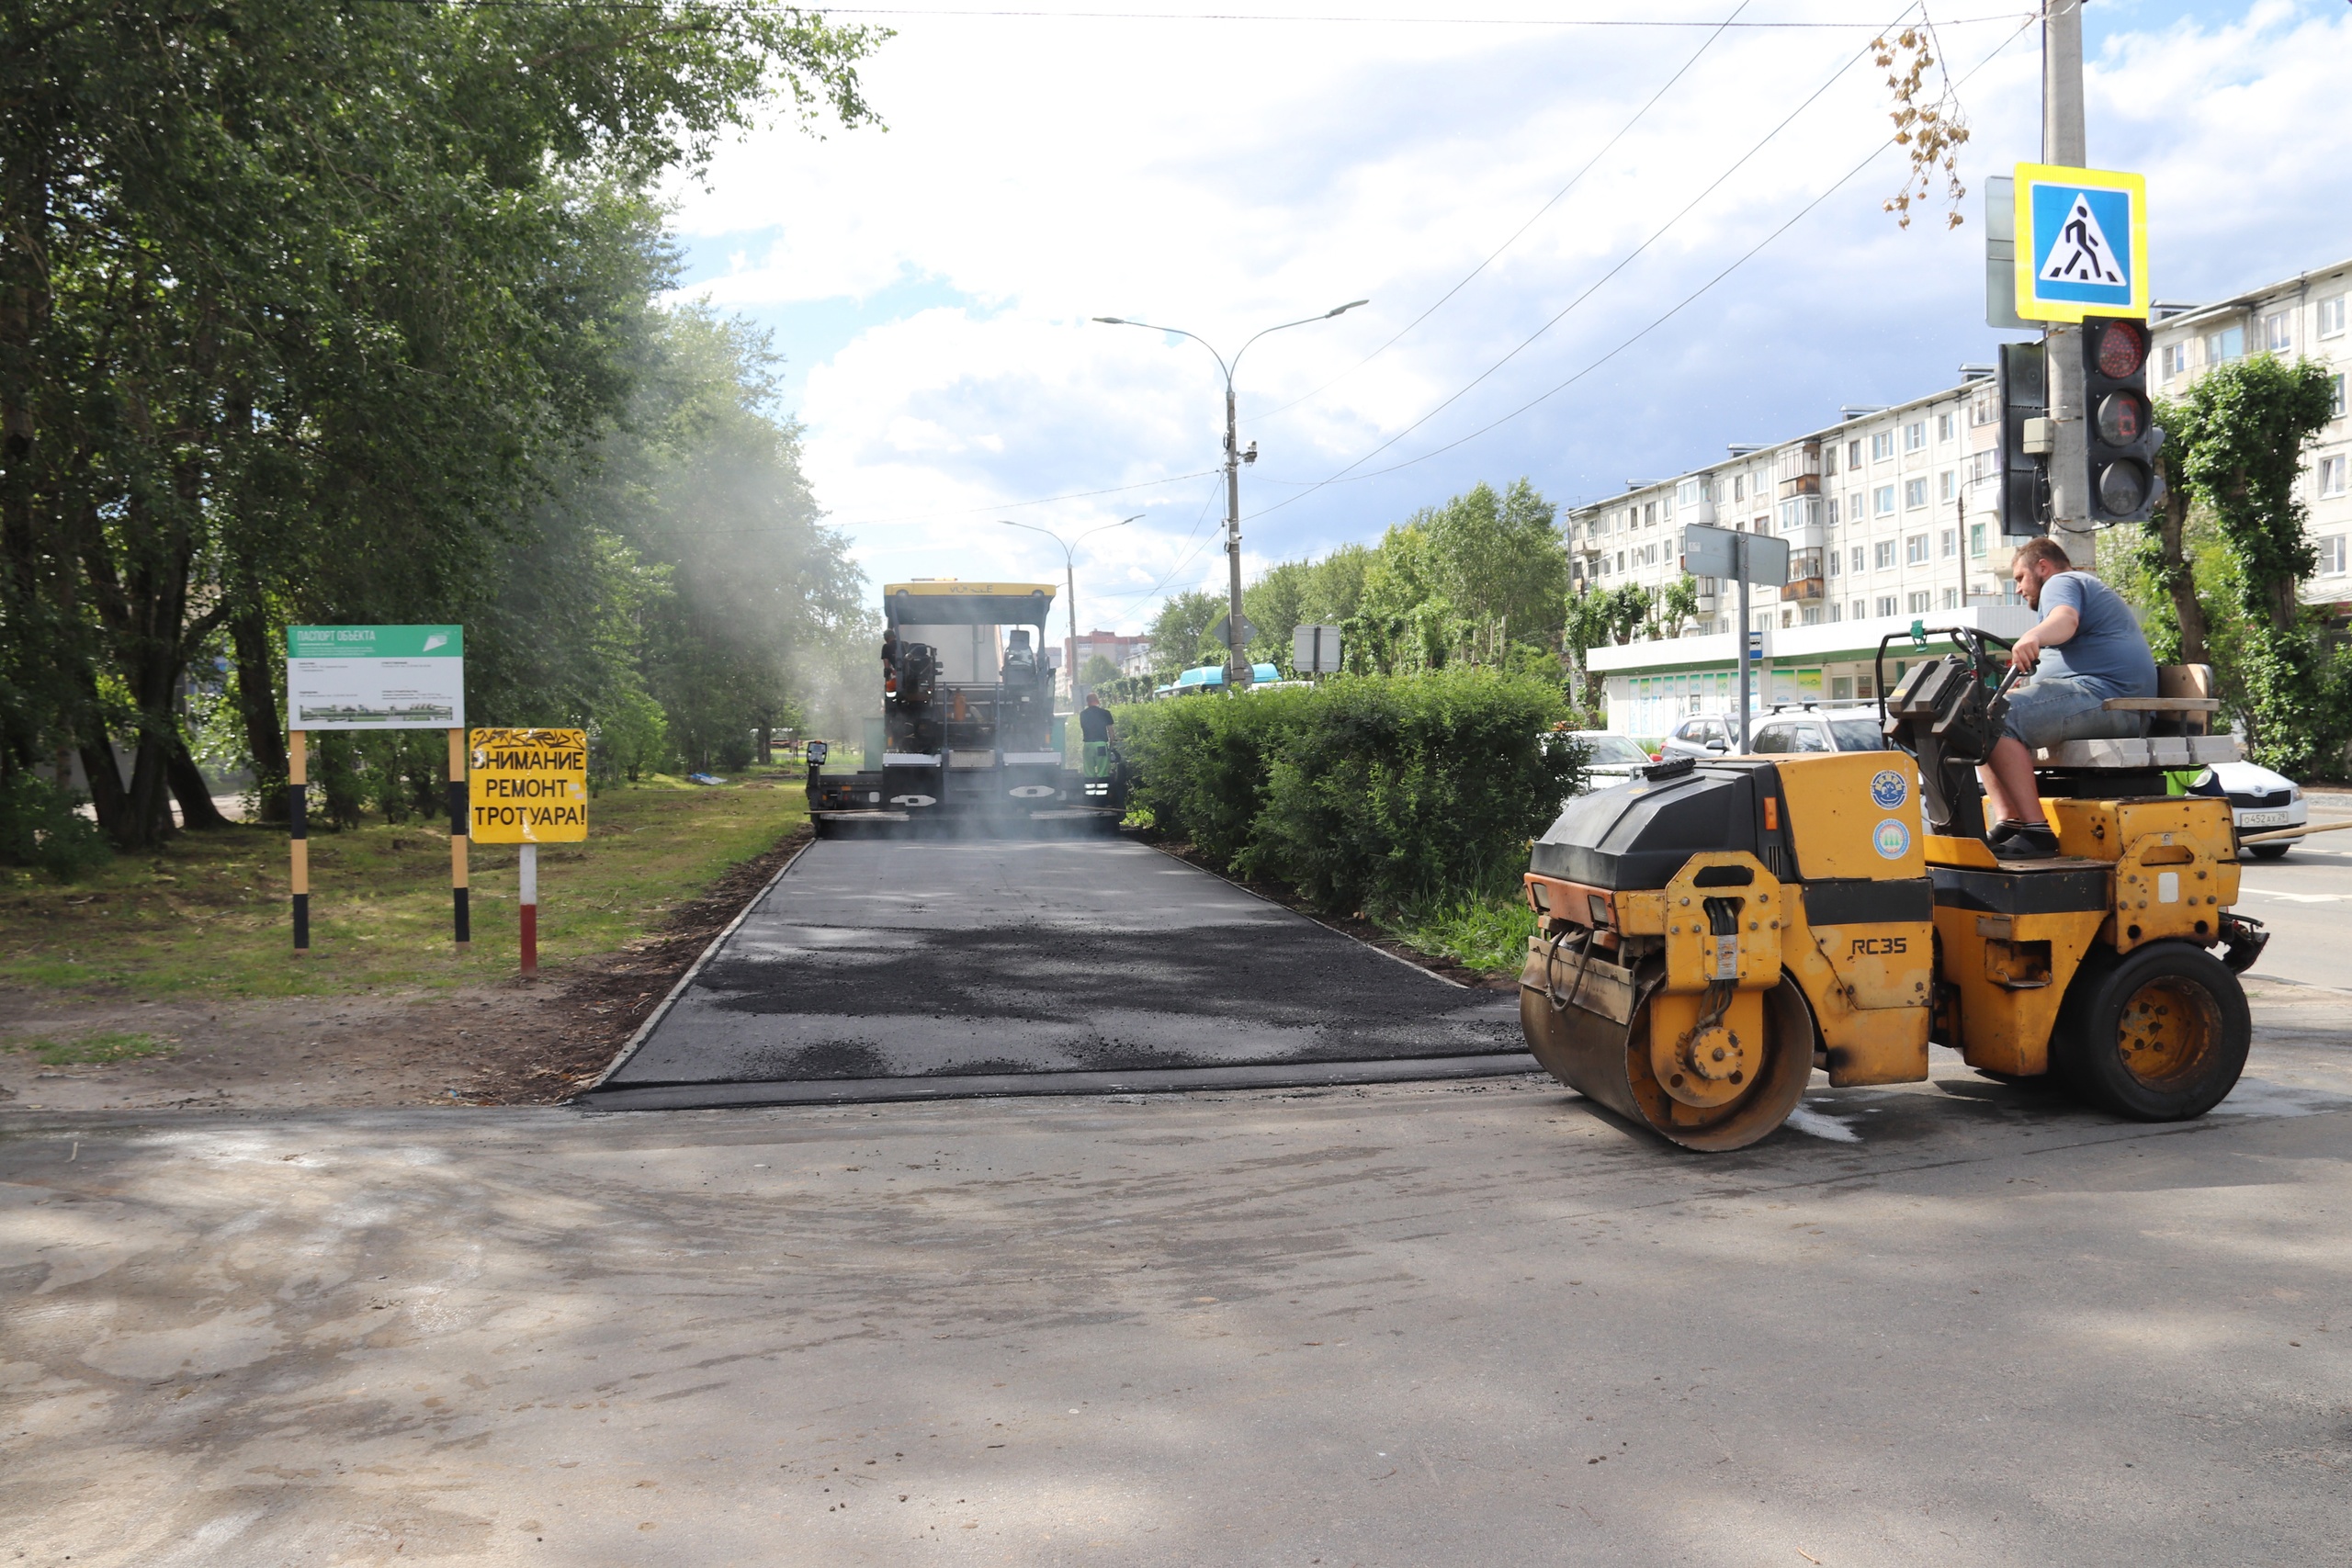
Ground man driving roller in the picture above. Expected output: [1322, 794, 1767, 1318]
[1978, 536, 2157, 860]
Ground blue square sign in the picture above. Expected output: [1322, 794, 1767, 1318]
[2013, 163, 2148, 323]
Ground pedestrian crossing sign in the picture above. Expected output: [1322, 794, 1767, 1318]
[2013, 163, 2147, 322]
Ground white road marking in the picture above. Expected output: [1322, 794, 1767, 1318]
[1785, 1104, 1862, 1143]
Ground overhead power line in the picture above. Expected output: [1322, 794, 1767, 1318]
[1248, 0, 1755, 423]
[390, 2, 2035, 27]
[1245, 9, 2041, 522]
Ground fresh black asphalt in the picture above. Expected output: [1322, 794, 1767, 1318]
[587, 835, 1529, 1108]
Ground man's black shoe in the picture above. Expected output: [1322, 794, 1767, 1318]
[1997, 827, 2061, 861]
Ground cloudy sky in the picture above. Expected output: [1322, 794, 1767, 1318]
[663, 0, 2352, 635]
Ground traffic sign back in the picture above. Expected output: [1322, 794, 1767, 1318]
[2013, 163, 2147, 322]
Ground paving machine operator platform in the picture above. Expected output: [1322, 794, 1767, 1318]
[1519, 625, 2265, 1150]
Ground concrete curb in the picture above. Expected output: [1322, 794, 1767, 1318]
[571, 834, 819, 1098]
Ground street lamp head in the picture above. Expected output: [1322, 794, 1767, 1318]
[1327, 299, 1369, 317]
[1091, 316, 1125, 325]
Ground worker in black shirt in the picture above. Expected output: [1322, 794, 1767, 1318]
[1079, 692, 1115, 779]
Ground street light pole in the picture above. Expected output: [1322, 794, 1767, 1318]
[2042, 0, 2095, 570]
[1093, 300, 1367, 687]
[999, 514, 1141, 702]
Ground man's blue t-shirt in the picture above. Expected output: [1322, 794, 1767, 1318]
[2037, 570, 2157, 695]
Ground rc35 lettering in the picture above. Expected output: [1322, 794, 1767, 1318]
[1849, 935, 1909, 957]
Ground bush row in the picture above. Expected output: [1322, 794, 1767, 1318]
[1114, 669, 1582, 918]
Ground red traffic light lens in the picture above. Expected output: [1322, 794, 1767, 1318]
[2095, 318, 2149, 379]
[2097, 389, 2148, 445]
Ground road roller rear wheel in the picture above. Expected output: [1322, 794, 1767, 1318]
[2052, 942, 2249, 1122]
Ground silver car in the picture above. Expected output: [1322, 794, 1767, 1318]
[1561, 731, 1655, 794]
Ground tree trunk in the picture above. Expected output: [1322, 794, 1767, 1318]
[166, 728, 231, 829]
[2154, 489, 2208, 666]
[231, 606, 289, 822]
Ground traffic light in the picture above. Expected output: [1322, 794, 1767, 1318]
[1995, 340, 2048, 537]
[2081, 315, 2164, 524]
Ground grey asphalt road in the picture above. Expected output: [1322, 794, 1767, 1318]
[6, 979, 2348, 1567]
[594, 836, 1525, 1109]
[2233, 808, 2352, 992]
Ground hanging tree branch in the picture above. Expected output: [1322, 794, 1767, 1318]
[1875, 14, 1971, 231]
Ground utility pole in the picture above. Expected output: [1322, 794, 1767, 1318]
[1222, 379, 1246, 685]
[2042, 0, 2095, 570]
[1094, 301, 1367, 688]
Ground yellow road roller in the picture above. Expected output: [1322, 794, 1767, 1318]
[1519, 627, 2267, 1150]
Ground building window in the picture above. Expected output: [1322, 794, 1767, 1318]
[1941, 588, 1960, 609]
[1848, 438, 1864, 467]
[1904, 478, 1928, 510]
[1905, 421, 1927, 453]
[1828, 604, 1842, 624]
[2205, 325, 2245, 364]
[1940, 528, 1957, 558]
[1871, 432, 1894, 461]
[2333, 374, 2346, 419]
[2320, 295, 2347, 340]
[1852, 599, 1869, 621]
[1614, 552, 1624, 572]
[1939, 470, 1955, 502]
[1732, 474, 1745, 502]
[1643, 502, 1656, 526]
[1968, 449, 1998, 483]
[1905, 534, 1928, 565]
[2322, 454, 2348, 498]
[1678, 478, 1709, 506]
[1873, 539, 1896, 570]
[1826, 548, 1840, 579]
[1876, 595, 1899, 618]
[1971, 389, 1996, 426]
[1970, 522, 1986, 557]
[2321, 536, 2348, 576]
[1802, 606, 1824, 626]
[1822, 448, 1837, 476]
[2162, 343, 2188, 378]
[1937, 412, 1956, 443]
[1907, 591, 1931, 613]
[1874, 485, 1896, 516]
[2266, 311, 2293, 354]
[1851, 546, 1868, 575]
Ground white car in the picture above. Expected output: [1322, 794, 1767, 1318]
[1559, 731, 1655, 794]
[2187, 761, 2305, 859]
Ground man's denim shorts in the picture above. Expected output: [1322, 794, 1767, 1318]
[2002, 674, 2144, 748]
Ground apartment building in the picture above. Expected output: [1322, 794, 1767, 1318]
[1569, 251, 2352, 737]
[1566, 376, 2031, 735]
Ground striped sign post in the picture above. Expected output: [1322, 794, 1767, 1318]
[467, 728, 588, 977]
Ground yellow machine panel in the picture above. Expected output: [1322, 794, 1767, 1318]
[1775, 751, 1926, 879]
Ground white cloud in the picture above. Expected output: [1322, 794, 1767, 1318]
[665, 0, 2352, 632]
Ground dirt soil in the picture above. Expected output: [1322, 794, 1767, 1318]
[0, 825, 813, 1114]
[1146, 839, 1518, 990]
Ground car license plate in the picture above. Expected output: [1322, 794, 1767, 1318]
[2240, 811, 2289, 827]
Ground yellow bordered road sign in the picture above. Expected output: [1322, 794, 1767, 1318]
[2013, 162, 2148, 323]
[469, 728, 587, 843]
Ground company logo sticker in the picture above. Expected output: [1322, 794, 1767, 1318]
[1873, 818, 1913, 860]
[1870, 769, 1909, 810]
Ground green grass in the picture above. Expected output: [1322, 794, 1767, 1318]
[5, 1031, 177, 1066]
[1385, 893, 1536, 975]
[0, 767, 808, 1000]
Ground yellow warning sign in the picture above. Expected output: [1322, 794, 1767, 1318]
[468, 728, 587, 843]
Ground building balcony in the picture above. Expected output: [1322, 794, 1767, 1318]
[1783, 576, 1827, 603]
[1778, 473, 1820, 499]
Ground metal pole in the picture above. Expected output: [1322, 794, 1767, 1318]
[288, 729, 309, 952]
[518, 842, 537, 977]
[1224, 380, 1249, 687]
[1066, 556, 1079, 704]
[447, 728, 469, 948]
[2042, 0, 2094, 570]
[1736, 540, 1752, 752]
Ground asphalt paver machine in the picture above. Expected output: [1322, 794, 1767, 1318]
[807, 580, 1125, 831]
[1518, 626, 2267, 1150]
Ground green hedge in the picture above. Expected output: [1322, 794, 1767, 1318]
[1114, 669, 1581, 917]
